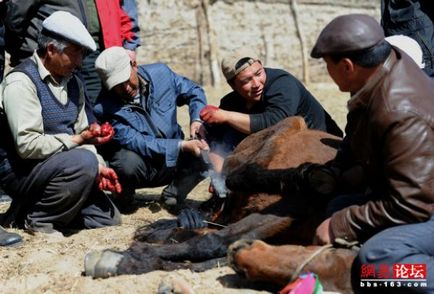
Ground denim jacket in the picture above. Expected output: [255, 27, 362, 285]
[94, 63, 206, 167]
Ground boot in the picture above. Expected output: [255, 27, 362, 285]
[160, 171, 205, 213]
[0, 225, 23, 247]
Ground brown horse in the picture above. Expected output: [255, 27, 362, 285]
[84, 117, 353, 292]
[228, 239, 357, 294]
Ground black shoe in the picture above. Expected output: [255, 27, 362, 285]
[111, 188, 137, 214]
[160, 171, 205, 210]
[160, 189, 185, 214]
[0, 225, 23, 247]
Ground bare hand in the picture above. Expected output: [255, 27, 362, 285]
[313, 217, 332, 245]
[181, 139, 209, 157]
[190, 121, 203, 138]
[96, 165, 122, 194]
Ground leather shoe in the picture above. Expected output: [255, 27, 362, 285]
[0, 225, 23, 247]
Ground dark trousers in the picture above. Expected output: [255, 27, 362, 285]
[327, 192, 434, 293]
[1, 24, 5, 81]
[80, 49, 102, 106]
[108, 148, 175, 191]
[106, 147, 206, 201]
[1, 149, 120, 232]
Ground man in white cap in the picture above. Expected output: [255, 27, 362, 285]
[0, 11, 121, 234]
[199, 48, 342, 198]
[94, 46, 209, 212]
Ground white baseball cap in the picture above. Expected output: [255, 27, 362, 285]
[95, 47, 132, 90]
[386, 35, 425, 69]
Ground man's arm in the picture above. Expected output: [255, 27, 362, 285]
[110, 111, 181, 167]
[2, 72, 105, 162]
[329, 115, 434, 242]
[2, 72, 74, 159]
[4, 0, 37, 34]
[120, 0, 141, 52]
[249, 73, 302, 132]
[171, 68, 207, 135]
[200, 107, 252, 134]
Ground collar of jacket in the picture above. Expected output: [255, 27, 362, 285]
[347, 50, 397, 112]
[120, 76, 149, 106]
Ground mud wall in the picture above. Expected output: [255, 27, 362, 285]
[136, 0, 379, 85]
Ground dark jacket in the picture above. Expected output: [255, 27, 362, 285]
[222, 68, 340, 134]
[209, 68, 342, 151]
[330, 48, 434, 242]
[381, 0, 434, 77]
[94, 63, 207, 168]
[4, 0, 140, 66]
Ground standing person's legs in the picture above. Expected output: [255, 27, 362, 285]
[80, 49, 102, 106]
[352, 215, 434, 294]
[0, 23, 5, 81]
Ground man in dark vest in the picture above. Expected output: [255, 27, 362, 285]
[0, 11, 121, 234]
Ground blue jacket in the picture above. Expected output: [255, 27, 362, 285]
[94, 63, 207, 167]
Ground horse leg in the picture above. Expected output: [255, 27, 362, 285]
[84, 213, 292, 277]
[141, 213, 293, 262]
[133, 219, 179, 243]
[228, 239, 356, 294]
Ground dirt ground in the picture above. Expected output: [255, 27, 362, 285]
[0, 83, 348, 294]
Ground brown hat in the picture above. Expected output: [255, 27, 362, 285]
[221, 48, 260, 81]
[311, 14, 385, 58]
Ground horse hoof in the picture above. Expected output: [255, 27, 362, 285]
[227, 239, 255, 275]
[84, 250, 123, 278]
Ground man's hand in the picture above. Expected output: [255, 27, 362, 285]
[77, 122, 115, 145]
[177, 208, 207, 230]
[181, 139, 209, 157]
[96, 165, 122, 194]
[313, 217, 333, 245]
[200, 105, 227, 124]
[190, 121, 203, 138]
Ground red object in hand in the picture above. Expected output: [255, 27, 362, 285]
[200, 105, 219, 122]
[88, 123, 102, 137]
[98, 167, 122, 194]
[100, 122, 113, 137]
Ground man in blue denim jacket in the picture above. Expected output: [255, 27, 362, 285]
[94, 46, 209, 212]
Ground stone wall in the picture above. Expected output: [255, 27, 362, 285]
[136, 0, 379, 85]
